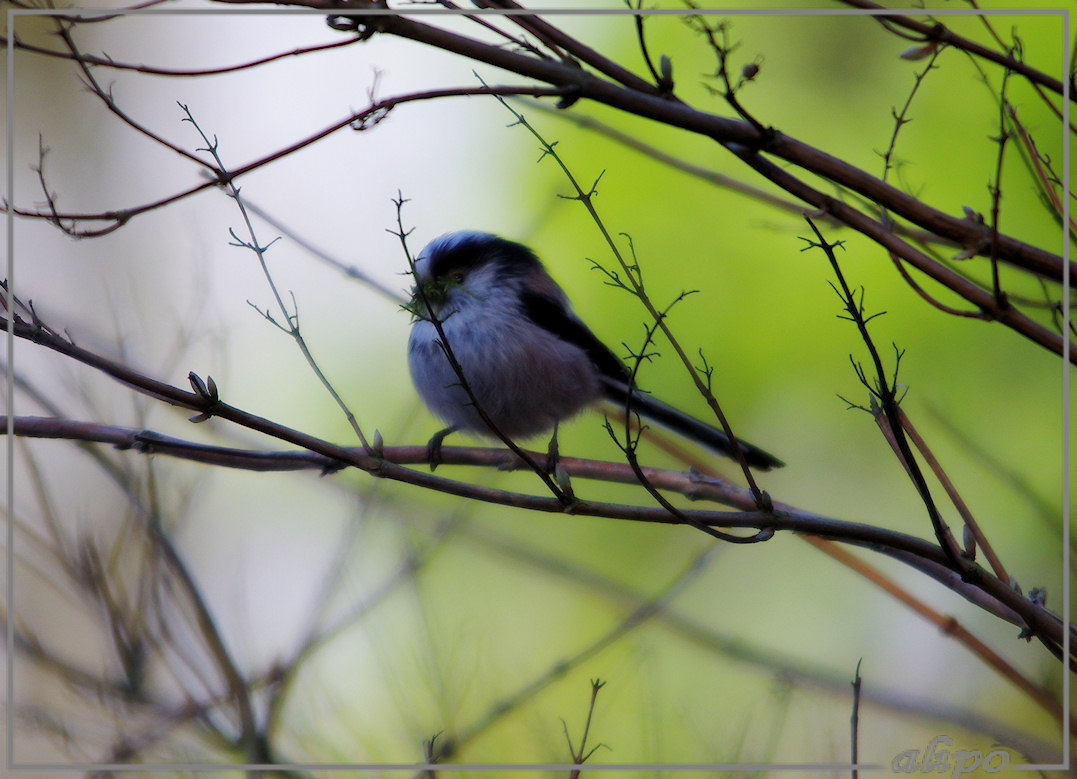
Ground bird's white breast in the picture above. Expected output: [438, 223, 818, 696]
[408, 292, 602, 439]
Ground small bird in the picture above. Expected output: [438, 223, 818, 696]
[406, 231, 782, 470]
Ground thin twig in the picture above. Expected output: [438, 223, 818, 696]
[851, 658, 862, 779]
[803, 217, 964, 571]
[895, 408, 1009, 583]
[8, 83, 570, 236]
[565, 679, 607, 778]
[3, 31, 364, 77]
[179, 103, 373, 452]
[986, 48, 1016, 306]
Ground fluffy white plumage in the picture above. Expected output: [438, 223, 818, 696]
[408, 232, 602, 438]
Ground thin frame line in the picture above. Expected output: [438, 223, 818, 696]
[4, 6, 1073, 14]
[9, 762, 889, 772]
[5, 4, 16, 776]
[4, 2, 1070, 774]
[1061, 5, 1072, 773]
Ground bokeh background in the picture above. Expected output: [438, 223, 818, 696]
[3, 0, 1072, 774]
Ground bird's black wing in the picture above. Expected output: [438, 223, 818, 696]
[520, 290, 784, 470]
[520, 290, 629, 382]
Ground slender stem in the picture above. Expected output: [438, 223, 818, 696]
[179, 103, 373, 452]
[805, 216, 964, 571]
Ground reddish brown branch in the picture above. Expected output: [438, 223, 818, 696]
[8, 84, 570, 235]
[804, 536, 1071, 734]
[2, 31, 364, 77]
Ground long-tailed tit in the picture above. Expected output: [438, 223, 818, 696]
[407, 231, 782, 470]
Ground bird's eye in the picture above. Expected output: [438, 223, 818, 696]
[450, 272, 465, 284]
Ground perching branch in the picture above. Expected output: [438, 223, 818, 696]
[0, 312, 1068, 659]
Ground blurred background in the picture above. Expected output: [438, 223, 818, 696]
[3, 0, 1072, 774]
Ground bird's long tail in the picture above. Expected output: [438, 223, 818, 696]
[601, 378, 784, 470]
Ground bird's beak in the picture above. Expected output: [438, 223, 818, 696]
[408, 279, 446, 320]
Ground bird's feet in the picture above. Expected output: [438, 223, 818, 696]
[425, 426, 458, 471]
[546, 426, 575, 503]
[545, 427, 560, 475]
